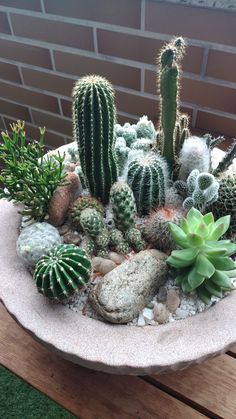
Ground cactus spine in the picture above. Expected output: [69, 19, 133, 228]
[127, 154, 169, 215]
[110, 181, 137, 231]
[72, 75, 118, 203]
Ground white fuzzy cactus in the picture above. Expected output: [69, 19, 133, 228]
[178, 136, 210, 180]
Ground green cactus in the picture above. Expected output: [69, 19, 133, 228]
[80, 208, 105, 238]
[96, 228, 110, 248]
[72, 75, 118, 203]
[33, 244, 91, 300]
[125, 228, 145, 252]
[136, 116, 156, 140]
[115, 240, 130, 254]
[115, 138, 130, 176]
[109, 228, 130, 254]
[167, 208, 236, 303]
[183, 171, 219, 212]
[158, 37, 186, 170]
[213, 139, 236, 177]
[70, 196, 104, 229]
[110, 182, 137, 232]
[127, 153, 169, 215]
[130, 138, 154, 152]
[81, 238, 97, 256]
[174, 114, 190, 158]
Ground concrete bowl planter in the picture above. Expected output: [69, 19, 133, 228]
[1, 199, 236, 375]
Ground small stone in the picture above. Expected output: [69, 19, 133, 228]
[48, 172, 82, 226]
[166, 289, 180, 313]
[92, 257, 103, 271]
[153, 302, 170, 324]
[143, 307, 154, 323]
[175, 308, 189, 319]
[137, 313, 146, 327]
[63, 231, 81, 245]
[99, 259, 117, 275]
[148, 249, 168, 261]
[156, 286, 167, 302]
[108, 252, 125, 265]
[57, 223, 70, 235]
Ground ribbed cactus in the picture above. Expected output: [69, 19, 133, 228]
[158, 37, 186, 170]
[182, 170, 219, 212]
[125, 228, 145, 252]
[127, 153, 169, 215]
[72, 75, 118, 203]
[80, 208, 105, 238]
[34, 244, 91, 300]
[110, 181, 137, 231]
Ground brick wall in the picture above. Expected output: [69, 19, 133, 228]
[0, 0, 235, 149]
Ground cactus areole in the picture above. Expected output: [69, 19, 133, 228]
[72, 75, 118, 203]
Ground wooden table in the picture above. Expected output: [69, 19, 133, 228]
[0, 303, 235, 419]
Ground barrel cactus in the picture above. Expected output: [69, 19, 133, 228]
[167, 208, 236, 303]
[110, 182, 137, 232]
[127, 153, 169, 215]
[34, 244, 91, 300]
[72, 75, 118, 203]
[16, 222, 62, 266]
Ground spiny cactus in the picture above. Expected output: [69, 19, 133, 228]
[72, 75, 118, 203]
[136, 115, 156, 140]
[115, 122, 137, 147]
[115, 240, 130, 254]
[115, 138, 130, 176]
[110, 182, 137, 231]
[130, 138, 154, 152]
[34, 244, 91, 300]
[167, 208, 236, 303]
[174, 114, 190, 158]
[127, 153, 169, 215]
[158, 37, 186, 170]
[143, 206, 185, 252]
[207, 176, 236, 238]
[81, 237, 97, 256]
[109, 228, 130, 254]
[213, 139, 236, 177]
[70, 196, 104, 229]
[125, 228, 145, 252]
[80, 208, 105, 238]
[182, 170, 219, 212]
[178, 136, 211, 181]
[96, 228, 110, 248]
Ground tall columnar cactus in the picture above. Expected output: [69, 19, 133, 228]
[158, 37, 186, 170]
[127, 153, 169, 215]
[72, 75, 118, 203]
[110, 181, 137, 231]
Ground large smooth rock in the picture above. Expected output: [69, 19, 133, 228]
[89, 250, 168, 324]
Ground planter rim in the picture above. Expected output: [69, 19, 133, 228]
[1, 199, 236, 375]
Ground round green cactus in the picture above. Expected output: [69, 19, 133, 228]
[80, 208, 105, 238]
[81, 238, 97, 256]
[110, 182, 137, 232]
[125, 227, 145, 252]
[96, 228, 110, 248]
[167, 208, 236, 303]
[33, 244, 91, 300]
[109, 228, 124, 246]
[70, 196, 104, 229]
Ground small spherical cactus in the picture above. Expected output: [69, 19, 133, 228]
[80, 208, 105, 238]
[70, 196, 104, 229]
[16, 222, 62, 266]
[110, 182, 137, 232]
[109, 228, 124, 246]
[125, 228, 145, 252]
[81, 238, 97, 256]
[115, 240, 130, 254]
[96, 228, 110, 248]
[33, 244, 91, 300]
[136, 116, 156, 140]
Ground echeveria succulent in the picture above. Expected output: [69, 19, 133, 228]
[167, 208, 236, 303]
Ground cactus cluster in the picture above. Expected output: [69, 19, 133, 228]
[115, 122, 137, 147]
[143, 206, 185, 252]
[136, 115, 156, 140]
[70, 196, 104, 229]
[73, 75, 118, 203]
[114, 137, 130, 176]
[34, 244, 91, 300]
[167, 208, 236, 303]
[127, 153, 169, 215]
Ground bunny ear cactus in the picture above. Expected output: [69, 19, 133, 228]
[167, 208, 236, 304]
[72, 75, 118, 203]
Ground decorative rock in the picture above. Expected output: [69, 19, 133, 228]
[108, 251, 125, 265]
[148, 249, 168, 261]
[92, 257, 117, 275]
[57, 223, 70, 235]
[143, 307, 154, 323]
[92, 257, 103, 271]
[166, 289, 180, 313]
[137, 313, 146, 327]
[153, 302, 170, 324]
[48, 172, 82, 226]
[63, 231, 81, 246]
[175, 307, 189, 319]
[156, 286, 167, 302]
[89, 250, 169, 324]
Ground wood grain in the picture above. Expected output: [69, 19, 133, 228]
[0, 303, 205, 419]
[150, 354, 236, 419]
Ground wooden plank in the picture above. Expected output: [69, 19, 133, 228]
[150, 354, 236, 419]
[0, 304, 205, 419]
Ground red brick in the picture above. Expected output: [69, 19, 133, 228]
[97, 30, 203, 73]
[0, 12, 11, 34]
[116, 90, 158, 121]
[0, 62, 21, 83]
[145, 2, 236, 47]
[11, 14, 94, 51]
[32, 110, 72, 137]
[196, 111, 236, 138]
[61, 100, 72, 118]
[0, 39, 52, 69]
[22, 68, 75, 97]
[206, 50, 236, 83]
[0, 81, 60, 114]
[0, 116, 5, 129]
[181, 78, 236, 115]
[0, 98, 31, 122]
[54, 51, 141, 90]
[0, 0, 41, 11]
[44, 0, 141, 29]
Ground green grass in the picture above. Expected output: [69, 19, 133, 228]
[0, 366, 76, 419]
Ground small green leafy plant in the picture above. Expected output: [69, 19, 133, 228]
[167, 208, 236, 303]
[0, 121, 65, 221]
